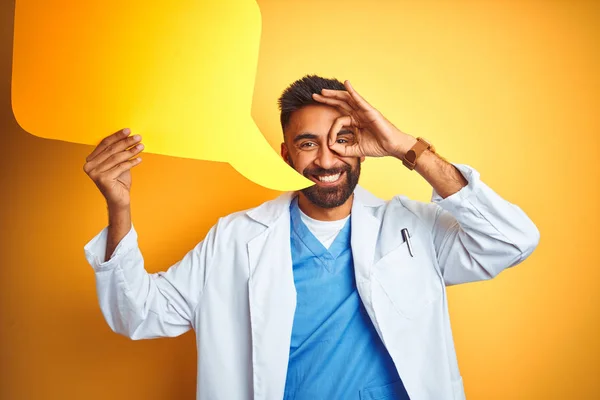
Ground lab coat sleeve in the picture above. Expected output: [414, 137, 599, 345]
[429, 163, 540, 285]
[83, 222, 217, 339]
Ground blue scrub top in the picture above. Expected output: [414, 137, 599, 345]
[283, 197, 410, 399]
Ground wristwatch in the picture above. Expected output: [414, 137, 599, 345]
[402, 137, 435, 170]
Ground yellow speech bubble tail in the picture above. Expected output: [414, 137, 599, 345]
[229, 122, 313, 192]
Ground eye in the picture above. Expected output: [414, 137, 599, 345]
[300, 142, 317, 148]
[337, 135, 355, 145]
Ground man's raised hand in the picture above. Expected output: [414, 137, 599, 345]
[83, 128, 144, 210]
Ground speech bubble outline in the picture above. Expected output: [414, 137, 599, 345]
[11, 0, 313, 191]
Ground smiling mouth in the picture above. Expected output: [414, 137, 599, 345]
[312, 171, 344, 184]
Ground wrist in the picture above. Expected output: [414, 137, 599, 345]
[107, 203, 131, 217]
[391, 135, 417, 159]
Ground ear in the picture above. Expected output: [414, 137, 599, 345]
[360, 155, 366, 163]
[281, 142, 291, 165]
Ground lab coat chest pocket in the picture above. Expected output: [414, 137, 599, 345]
[373, 233, 442, 320]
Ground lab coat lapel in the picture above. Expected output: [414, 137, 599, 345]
[350, 187, 381, 284]
[246, 191, 297, 400]
[350, 186, 385, 337]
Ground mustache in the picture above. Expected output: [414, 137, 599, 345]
[303, 164, 350, 177]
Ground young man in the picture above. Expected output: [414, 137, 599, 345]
[83, 75, 539, 400]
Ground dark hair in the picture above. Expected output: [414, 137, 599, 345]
[277, 74, 345, 135]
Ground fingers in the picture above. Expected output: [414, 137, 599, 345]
[105, 156, 143, 180]
[94, 140, 145, 174]
[317, 89, 359, 111]
[327, 114, 363, 157]
[312, 93, 354, 113]
[86, 128, 131, 163]
[327, 115, 353, 146]
[327, 115, 361, 158]
[83, 129, 144, 183]
[329, 139, 361, 157]
[84, 129, 143, 173]
[344, 80, 372, 110]
[313, 81, 372, 113]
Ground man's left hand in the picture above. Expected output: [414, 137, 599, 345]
[312, 80, 416, 159]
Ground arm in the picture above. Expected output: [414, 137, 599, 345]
[399, 162, 539, 285]
[411, 143, 467, 199]
[311, 81, 540, 284]
[105, 205, 131, 263]
[428, 163, 539, 285]
[84, 220, 218, 339]
[83, 128, 216, 339]
[394, 141, 539, 285]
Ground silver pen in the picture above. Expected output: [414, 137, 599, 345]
[401, 228, 414, 257]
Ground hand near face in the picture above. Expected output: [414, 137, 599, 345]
[312, 80, 415, 159]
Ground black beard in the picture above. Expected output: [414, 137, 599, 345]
[289, 159, 361, 209]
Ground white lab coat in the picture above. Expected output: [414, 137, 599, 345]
[84, 163, 539, 400]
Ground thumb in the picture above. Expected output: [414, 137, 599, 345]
[329, 142, 362, 158]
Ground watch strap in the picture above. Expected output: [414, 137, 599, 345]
[402, 137, 434, 170]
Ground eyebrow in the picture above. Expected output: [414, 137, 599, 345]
[293, 132, 318, 143]
[292, 129, 354, 143]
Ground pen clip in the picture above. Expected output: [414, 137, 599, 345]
[401, 228, 415, 257]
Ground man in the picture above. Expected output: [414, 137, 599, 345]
[83, 75, 539, 400]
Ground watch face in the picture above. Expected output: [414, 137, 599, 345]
[406, 150, 417, 163]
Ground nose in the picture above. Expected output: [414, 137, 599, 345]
[314, 144, 338, 170]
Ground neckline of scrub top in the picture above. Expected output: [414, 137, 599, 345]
[290, 196, 352, 271]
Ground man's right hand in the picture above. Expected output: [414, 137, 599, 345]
[83, 128, 144, 210]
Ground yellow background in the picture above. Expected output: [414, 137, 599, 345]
[2, 0, 599, 399]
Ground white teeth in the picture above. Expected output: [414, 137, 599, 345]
[317, 173, 341, 182]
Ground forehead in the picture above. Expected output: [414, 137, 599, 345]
[285, 104, 345, 139]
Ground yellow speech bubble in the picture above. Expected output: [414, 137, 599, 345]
[11, 0, 312, 191]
